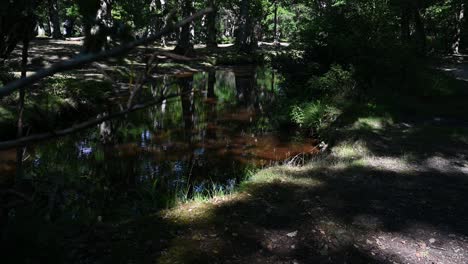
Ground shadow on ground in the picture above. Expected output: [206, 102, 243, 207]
[43, 119, 467, 264]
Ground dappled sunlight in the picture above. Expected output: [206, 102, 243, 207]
[330, 140, 370, 160]
[361, 156, 417, 174]
[423, 156, 468, 174]
[351, 116, 394, 131]
[151, 154, 468, 263]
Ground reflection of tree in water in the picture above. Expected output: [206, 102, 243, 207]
[206, 70, 218, 140]
[177, 75, 197, 196]
[178, 75, 195, 143]
[234, 66, 261, 111]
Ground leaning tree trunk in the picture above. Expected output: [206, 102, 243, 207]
[48, 0, 62, 39]
[174, 0, 195, 55]
[452, 3, 465, 54]
[206, 0, 218, 49]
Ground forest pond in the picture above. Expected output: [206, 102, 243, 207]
[0, 66, 318, 223]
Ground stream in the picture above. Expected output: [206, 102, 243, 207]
[0, 66, 318, 223]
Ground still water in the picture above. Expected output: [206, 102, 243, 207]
[0, 66, 318, 222]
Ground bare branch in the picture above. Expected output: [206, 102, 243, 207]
[0, 93, 183, 150]
[0, 7, 213, 99]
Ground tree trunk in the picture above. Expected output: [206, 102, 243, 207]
[235, 0, 253, 52]
[453, 3, 465, 54]
[413, 7, 426, 55]
[82, 0, 114, 53]
[16, 38, 29, 182]
[206, 0, 218, 49]
[174, 0, 195, 55]
[97, 0, 113, 27]
[273, 0, 279, 45]
[48, 0, 62, 39]
[401, 4, 410, 44]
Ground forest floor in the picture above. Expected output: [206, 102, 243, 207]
[7, 38, 272, 78]
[69, 59, 468, 263]
[438, 54, 468, 81]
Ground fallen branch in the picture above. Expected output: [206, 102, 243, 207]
[0, 92, 183, 150]
[0, 8, 213, 99]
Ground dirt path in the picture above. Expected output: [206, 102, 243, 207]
[438, 54, 468, 81]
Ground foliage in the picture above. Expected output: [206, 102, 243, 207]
[290, 101, 341, 131]
[308, 64, 356, 99]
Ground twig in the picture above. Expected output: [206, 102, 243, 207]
[126, 51, 161, 109]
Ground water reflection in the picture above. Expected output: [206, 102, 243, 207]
[0, 67, 318, 223]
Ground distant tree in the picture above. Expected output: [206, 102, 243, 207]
[235, 0, 264, 52]
[0, 0, 37, 64]
[48, 0, 63, 38]
[174, 0, 195, 55]
[79, 0, 114, 53]
[206, 0, 218, 48]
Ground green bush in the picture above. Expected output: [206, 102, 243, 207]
[308, 64, 356, 98]
[290, 101, 341, 132]
[284, 65, 355, 133]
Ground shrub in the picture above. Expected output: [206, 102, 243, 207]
[290, 101, 341, 132]
[308, 64, 356, 99]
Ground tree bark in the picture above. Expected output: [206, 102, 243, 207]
[174, 0, 195, 55]
[273, 0, 279, 44]
[413, 7, 426, 55]
[452, 3, 465, 54]
[48, 0, 62, 39]
[16, 37, 29, 182]
[206, 0, 218, 49]
[82, 0, 114, 53]
[235, 0, 253, 52]
[400, 4, 410, 44]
